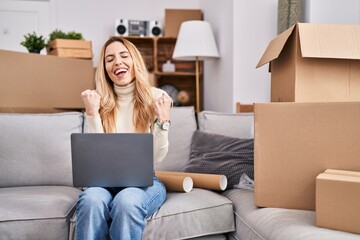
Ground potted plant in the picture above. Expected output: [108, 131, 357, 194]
[46, 29, 92, 59]
[20, 32, 46, 54]
[47, 29, 83, 42]
[48, 29, 68, 41]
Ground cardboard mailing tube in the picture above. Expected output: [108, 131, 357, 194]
[155, 172, 193, 193]
[156, 171, 227, 191]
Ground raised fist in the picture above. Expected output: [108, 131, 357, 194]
[81, 90, 101, 116]
[154, 93, 172, 122]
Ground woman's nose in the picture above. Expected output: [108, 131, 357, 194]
[115, 57, 122, 66]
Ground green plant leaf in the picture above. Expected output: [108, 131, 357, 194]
[20, 31, 46, 52]
[48, 29, 84, 43]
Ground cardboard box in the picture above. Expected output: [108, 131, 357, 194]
[256, 23, 360, 102]
[236, 102, 254, 113]
[47, 39, 93, 59]
[254, 102, 360, 210]
[164, 9, 203, 37]
[0, 49, 95, 112]
[0, 108, 76, 114]
[316, 169, 360, 234]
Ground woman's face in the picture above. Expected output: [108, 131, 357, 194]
[104, 41, 135, 87]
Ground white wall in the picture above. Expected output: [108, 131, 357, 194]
[201, 0, 277, 112]
[53, 0, 200, 67]
[232, 0, 277, 110]
[200, 0, 234, 112]
[302, 0, 360, 24]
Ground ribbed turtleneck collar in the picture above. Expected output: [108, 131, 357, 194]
[113, 80, 135, 100]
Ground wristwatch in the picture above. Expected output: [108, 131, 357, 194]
[155, 119, 171, 131]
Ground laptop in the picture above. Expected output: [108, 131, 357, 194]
[71, 133, 154, 188]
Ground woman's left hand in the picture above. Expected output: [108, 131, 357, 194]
[154, 93, 173, 122]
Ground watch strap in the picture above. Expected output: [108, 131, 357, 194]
[155, 119, 171, 130]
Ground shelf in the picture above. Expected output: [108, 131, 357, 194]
[123, 36, 203, 111]
[154, 71, 197, 76]
[156, 75, 201, 108]
[124, 37, 154, 72]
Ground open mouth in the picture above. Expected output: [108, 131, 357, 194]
[114, 68, 127, 76]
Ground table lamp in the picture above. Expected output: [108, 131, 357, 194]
[172, 20, 220, 112]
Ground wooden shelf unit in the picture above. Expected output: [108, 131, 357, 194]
[124, 36, 203, 111]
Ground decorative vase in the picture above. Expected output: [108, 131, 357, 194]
[162, 60, 175, 72]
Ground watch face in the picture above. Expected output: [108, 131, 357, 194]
[160, 84, 180, 106]
[162, 121, 170, 130]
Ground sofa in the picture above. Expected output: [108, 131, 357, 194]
[1, 107, 359, 240]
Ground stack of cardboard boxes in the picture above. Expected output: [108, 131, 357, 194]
[255, 23, 360, 234]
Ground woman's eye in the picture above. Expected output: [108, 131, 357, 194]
[106, 57, 114, 62]
[121, 55, 129, 58]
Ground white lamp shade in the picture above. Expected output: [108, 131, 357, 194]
[172, 20, 220, 61]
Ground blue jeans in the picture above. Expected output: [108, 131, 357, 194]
[75, 176, 166, 240]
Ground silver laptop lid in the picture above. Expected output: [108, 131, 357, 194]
[71, 133, 154, 188]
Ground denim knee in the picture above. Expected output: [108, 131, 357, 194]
[77, 187, 112, 211]
[111, 188, 144, 213]
[76, 187, 113, 240]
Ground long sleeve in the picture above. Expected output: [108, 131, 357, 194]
[84, 114, 104, 133]
[153, 124, 169, 164]
[151, 87, 170, 164]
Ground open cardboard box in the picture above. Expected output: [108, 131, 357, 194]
[257, 23, 360, 102]
[316, 169, 360, 234]
[0, 49, 95, 113]
[254, 102, 360, 211]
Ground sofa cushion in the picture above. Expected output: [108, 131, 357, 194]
[0, 186, 81, 240]
[189, 235, 227, 240]
[0, 112, 84, 187]
[142, 188, 235, 239]
[223, 189, 360, 240]
[70, 219, 228, 240]
[69, 189, 234, 240]
[197, 111, 254, 139]
[184, 131, 254, 189]
[155, 107, 197, 171]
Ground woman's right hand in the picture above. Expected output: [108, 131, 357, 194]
[81, 90, 101, 116]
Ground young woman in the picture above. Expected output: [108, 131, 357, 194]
[76, 36, 172, 240]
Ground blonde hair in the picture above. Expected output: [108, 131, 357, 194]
[95, 37, 155, 133]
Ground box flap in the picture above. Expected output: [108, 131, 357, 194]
[324, 169, 360, 177]
[317, 172, 360, 183]
[298, 23, 360, 60]
[256, 24, 296, 68]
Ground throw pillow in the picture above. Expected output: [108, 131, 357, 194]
[197, 111, 254, 139]
[184, 131, 254, 189]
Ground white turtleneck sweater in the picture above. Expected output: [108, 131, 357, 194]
[85, 81, 169, 164]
